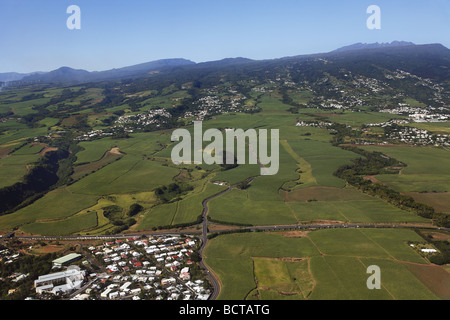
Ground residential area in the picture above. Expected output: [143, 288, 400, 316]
[0, 234, 212, 300]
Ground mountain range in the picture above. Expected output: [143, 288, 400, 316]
[1, 41, 449, 85]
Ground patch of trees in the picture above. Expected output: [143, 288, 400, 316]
[415, 230, 450, 265]
[235, 180, 251, 190]
[20, 93, 45, 101]
[0, 111, 14, 118]
[103, 205, 136, 234]
[0, 252, 56, 300]
[128, 203, 144, 217]
[154, 183, 193, 203]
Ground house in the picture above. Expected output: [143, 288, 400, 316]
[101, 288, 112, 298]
[52, 253, 82, 268]
[161, 278, 176, 286]
[421, 249, 437, 253]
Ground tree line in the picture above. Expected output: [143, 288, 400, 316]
[332, 140, 449, 227]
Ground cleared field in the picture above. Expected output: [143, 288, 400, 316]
[75, 138, 117, 164]
[257, 92, 292, 112]
[7, 97, 51, 116]
[375, 174, 450, 192]
[363, 146, 450, 175]
[307, 255, 391, 300]
[203, 232, 320, 300]
[0, 149, 42, 188]
[288, 139, 356, 188]
[138, 182, 227, 230]
[248, 257, 314, 300]
[0, 188, 99, 231]
[282, 186, 372, 202]
[362, 146, 450, 192]
[71, 151, 123, 181]
[0, 124, 48, 147]
[405, 192, 450, 213]
[12, 143, 44, 155]
[20, 211, 98, 236]
[402, 262, 450, 300]
[68, 155, 179, 195]
[287, 199, 429, 224]
[247, 142, 300, 201]
[208, 189, 297, 226]
[0, 164, 29, 188]
[204, 229, 442, 300]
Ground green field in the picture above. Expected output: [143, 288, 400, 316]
[204, 229, 443, 300]
[362, 146, 450, 192]
[0, 144, 43, 188]
[138, 181, 227, 230]
[69, 155, 179, 195]
[20, 211, 98, 236]
[75, 138, 117, 164]
[287, 199, 429, 224]
[0, 188, 99, 232]
[287, 139, 357, 188]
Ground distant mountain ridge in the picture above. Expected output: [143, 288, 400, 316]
[0, 72, 44, 82]
[2, 42, 448, 85]
[17, 58, 196, 84]
[333, 41, 416, 52]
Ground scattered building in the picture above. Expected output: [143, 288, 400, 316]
[35, 266, 86, 295]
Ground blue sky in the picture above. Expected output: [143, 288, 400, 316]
[1, 0, 449, 73]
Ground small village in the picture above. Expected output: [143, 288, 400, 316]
[380, 104, 449, 123]
[0, 234, 212, 300]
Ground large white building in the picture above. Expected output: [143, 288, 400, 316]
[34, 266, 86, 295]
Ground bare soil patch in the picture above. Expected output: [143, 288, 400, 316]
[109, 147, 123, 155]
[277, 230, 310, 238]
[0, 147, 11, 159]
[40, 147, 58, 155]
[402, 262, 450, 300]
[405, 192, 450, 213]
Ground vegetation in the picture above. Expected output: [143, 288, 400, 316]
[0, 44, 449, 300]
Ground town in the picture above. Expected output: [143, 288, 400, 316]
[0, 234, 212, 300]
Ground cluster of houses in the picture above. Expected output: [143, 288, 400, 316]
[380, 105, 449, 123]
[0, 246, 20, 264]
[0, 246, 30, 295]
[386, 69, 446, 105]
[66, 235, 211, 300]
[75, 128, 114, 141]
[115, 108, 172, 128]
[15, 235, 211, 300]
[353, 74, 385, 93]
[182, 86, 250, 121]
[295, 120, 334, 129]
[385, 126, 449, 146]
